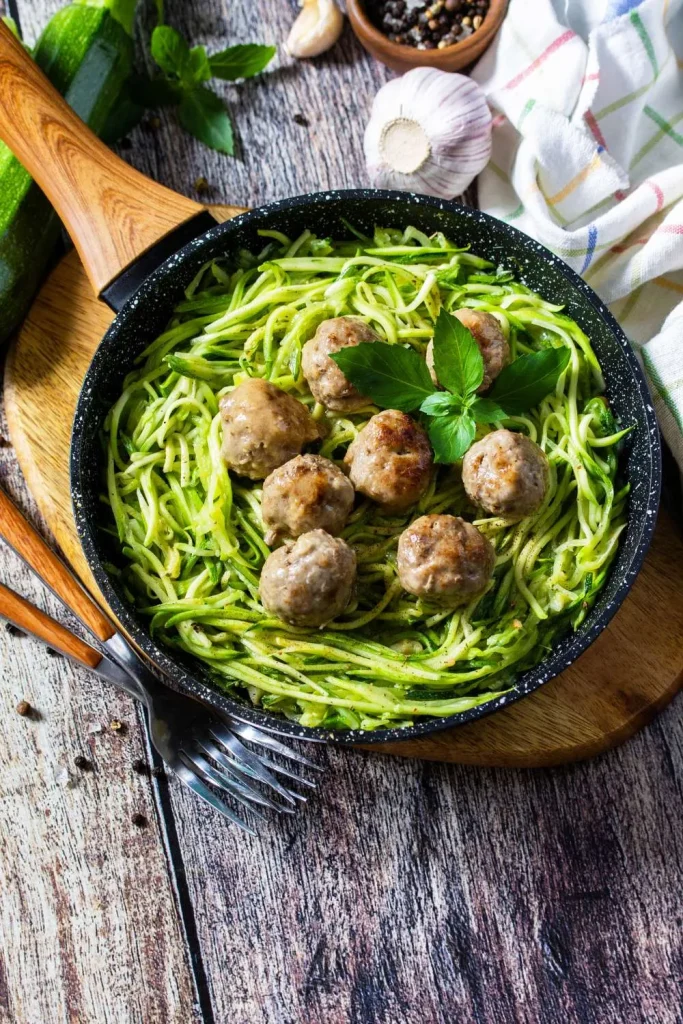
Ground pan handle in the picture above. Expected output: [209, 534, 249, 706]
[0, 22, 207, 296]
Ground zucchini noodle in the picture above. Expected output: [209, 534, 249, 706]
[103, 225, 629, 732]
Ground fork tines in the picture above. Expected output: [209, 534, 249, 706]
[180, 716, 323, 832]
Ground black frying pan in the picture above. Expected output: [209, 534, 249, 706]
[0, 25, 661, 745]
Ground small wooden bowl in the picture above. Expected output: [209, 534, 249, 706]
[347, 0, 507, 73]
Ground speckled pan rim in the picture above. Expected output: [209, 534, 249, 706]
[71, 189, 662, 747]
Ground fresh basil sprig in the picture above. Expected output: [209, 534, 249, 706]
[331, 340, 434, 412]
[487, 348, 573, 414]
[431, 307, 484, 396]
[331, 309, 570, 464]
[209, 44, 278, 81]
[143, 25, 275, 155]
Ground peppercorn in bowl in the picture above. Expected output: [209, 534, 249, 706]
[347, 0, 507, 73]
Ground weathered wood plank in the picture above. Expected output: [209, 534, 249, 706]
[0, 9, 200, 1017]
[119, 0, 390, 208]
[0, 402, 201, 1024]
[4, 2, 683, 1024]
[165, 702, 683, 1024]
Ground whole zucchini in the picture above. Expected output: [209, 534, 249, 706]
[0, 1, 138, 344]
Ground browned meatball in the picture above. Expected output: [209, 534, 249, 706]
[259, 529, 356, 627]
[302, 316, 380, 413]
[262, 454, 355, 546]
[397, 514, 496, 605]
[427, 308, 509, 393]
[219, 377, 318, 480]
[462, 429, 550, 519]
[344, 409, 433, 513]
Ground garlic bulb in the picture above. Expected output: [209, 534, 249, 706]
[364, 68, 492, 199]
[286, 0, 344, 59]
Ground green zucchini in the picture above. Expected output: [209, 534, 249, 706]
[0, 1, 138, 345]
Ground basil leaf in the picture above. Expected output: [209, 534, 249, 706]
[209, 44, 277, 81]
[489, 347, 571, 414]
[179, 87, 234, 155]
[151, 28, 211, 86]
[469, 397, 508, 424]
[331, 342, 436, 412]
[432, 308, 484, 399]
[186, 45, 212, 85]
[132, 76, 182, 109]
[427, 413, 476, 464]
[151, 25, 189, 76]
[420, 393, 462, 417]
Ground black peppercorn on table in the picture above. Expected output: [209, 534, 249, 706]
[0, 2, 681, 1023]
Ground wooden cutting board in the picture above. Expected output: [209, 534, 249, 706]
[5, 205, 683, 766]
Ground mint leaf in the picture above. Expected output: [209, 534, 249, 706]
[179, 87, 234, 155]
[420, 393, 462, 417]
[151, 25, 189, 76]
[469, 397, 508, 424]
[489, 347, 571, 415]
[209, 44, 277, 81]
[331, 342, 436, 412]
[432, 308, 484, 399]
[427, 413, 476, 464]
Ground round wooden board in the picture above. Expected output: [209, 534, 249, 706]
[5, 205, 683, 766]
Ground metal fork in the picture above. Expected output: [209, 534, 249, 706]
[0, 486, 322, 832]
[105, 631, 321, 830]
[0, 579, 320, 833]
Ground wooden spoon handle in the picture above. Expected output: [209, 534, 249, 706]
[0, 21, 205, 295]
[0, 486, 115, 643]
[0, 582, 103, 670]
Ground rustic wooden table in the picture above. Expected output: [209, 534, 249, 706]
[0, 2, 681, 1023]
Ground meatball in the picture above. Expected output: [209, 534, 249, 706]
[259, 529, 356, 627]
[262, 454, 355, 546]
[462, 429, 550, 519]
[302, 316, 380, 413]
[344, 409, 433, 513]
[427, 308, 509, 393]
[397, 514, 496, 605]
[219, 377, 319, 480]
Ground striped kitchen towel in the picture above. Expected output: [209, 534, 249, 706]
[472, 0, 683, 468]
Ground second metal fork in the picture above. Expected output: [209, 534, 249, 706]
[0, 580, 320, 833]
[0, 485, 322, 833]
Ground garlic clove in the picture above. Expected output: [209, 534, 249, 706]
[286, 0, 344, 59]
[364, 68, 492, 199]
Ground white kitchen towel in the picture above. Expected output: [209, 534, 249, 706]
[472, 0, 683, 467]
